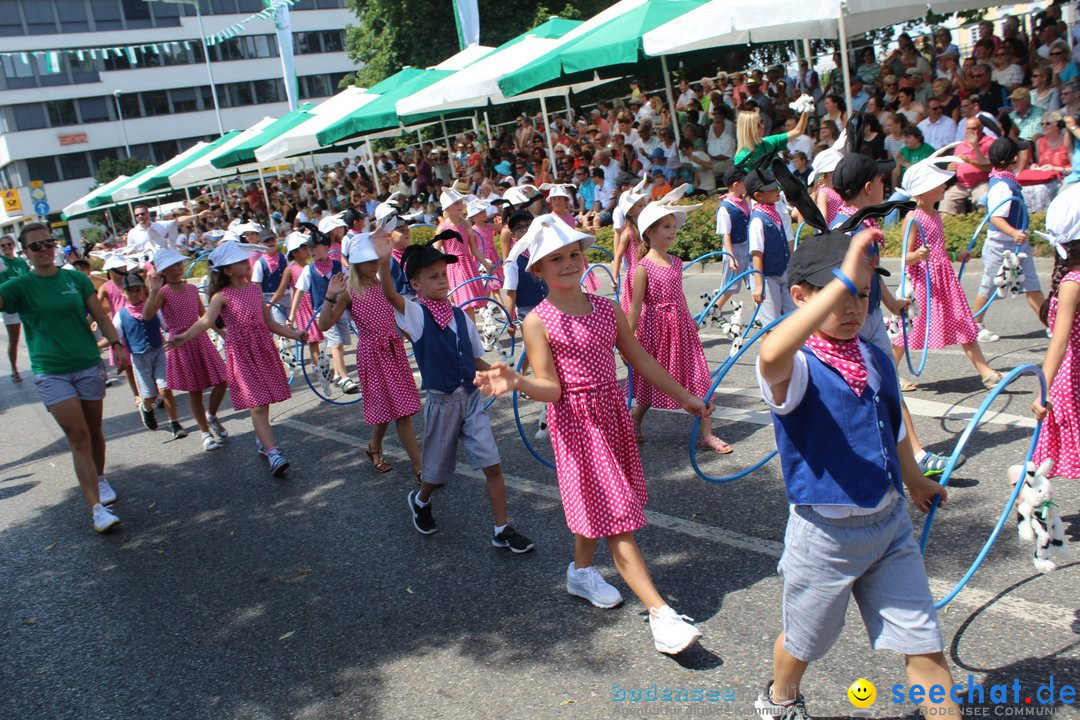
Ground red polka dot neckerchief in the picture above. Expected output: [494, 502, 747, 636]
[805, 334, 869, 397]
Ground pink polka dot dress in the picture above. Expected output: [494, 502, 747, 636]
[1033, 271, 1080, 478]
[633, 255, 711, 409]
[471, 222, 503, 291]
[438, 220, 486, 305]
[288, 263, 324, 343]
[618, 228, 641, 314]
[160, 282, 227, 392]
[892, 209, 979, 350]
[102, 280, 132, 368]
[534, 295, 648, 539]
[219, 283, 291, 411]
[820, 186, 845, 227]
[348, 284, 420, 425]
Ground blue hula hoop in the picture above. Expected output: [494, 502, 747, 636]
[588, 245, 614, 261]
[682, 250, 735, 272]
[970, 240, 1023, 321]
[581, 263, 620, 298]
[511, 350, 556, 470]
[918, 364, 1047, 609]
[448, 275, 501, 300]
[184, 250, 213, 279]
[454, 295, 516, 411]
[689, 312, 791, 483]
[267, 302, 297, 386]
[696, 269, 765, 357]
[957, 195, 1028, 281]
[897, 217, 933, 378]
[411, 222, 437, 229]
[793, 222, 808, 250]
[295, 311, 363, 406]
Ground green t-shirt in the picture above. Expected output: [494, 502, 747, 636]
[0, 269, 101, 375]
[900, 143, 935, 180]
[0, 255, 29, 285]
[733, 132, 789, 169]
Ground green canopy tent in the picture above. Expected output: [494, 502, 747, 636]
[107, 165, 162, 203]
[62, 174, 133, 221]
[111, 133, 240, 203]
[210, 104, 316, 169]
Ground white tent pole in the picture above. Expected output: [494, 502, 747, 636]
[416, 129, 423, 150]
[539, 95, 557, 170]
[440, 115, 450, 150]
[483, 111, 493, 145]
[660, 54, 680, 143]
[256, 164, 271, 215]
[365, 138, 379, 190]
[471, 113, 480, 139]
[564, 93, 573, 123]
[802, 38, 812, 67]
[837, 2, 853, 120]
[308, 152, 323, 201]
[184, 187, 191, 204]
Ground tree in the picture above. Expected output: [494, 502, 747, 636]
[93, 156, 151, 187]
[343, 0, 610, 88]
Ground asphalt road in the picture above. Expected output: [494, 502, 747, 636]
[1, 258, 1077, 720]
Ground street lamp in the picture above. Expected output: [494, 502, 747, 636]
[144, 0, 225, 137]
[114, 89, 131, 158]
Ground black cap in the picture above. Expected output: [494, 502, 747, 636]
[832, 154, 896, 199]
[723, 166, 747, 187]
[988, 136, 1028, 167]
[744, 168, 778, 195]
[342, 208, 368, 227]
[121, 272, 146, 289]
[402, 237, 458, 279]
[507, 211, 533, 231]
[788, 233, 889, 287]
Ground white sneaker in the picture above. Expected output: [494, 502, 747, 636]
[976, 326, 1000, 343]
[566, 562, 624, 608]
[98, 477, 117, 505]
[202, 432, 223, 451]
[649, 605, 702, 654]
[92, 503, 120, 533]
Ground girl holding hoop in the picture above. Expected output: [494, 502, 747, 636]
[892, 160, 1001, 389]
[436, 189, 491, 311]
[611, 178, 649, 313]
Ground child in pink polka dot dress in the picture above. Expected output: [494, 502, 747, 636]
[437, 191, 492, 309]
[475, 214, 712, 656]
[1032, 241, 1080, 479]
[467, 199, 504, 299]
[629, 201, 733, 454]
[613, 194, 648, 313]
[169, 243, 308, 477]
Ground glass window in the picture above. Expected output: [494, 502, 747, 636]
[316, 0, 343, 8]
[252, 35, 277, 58]
[90, 148, 119, 168]
[91, 0, 122, 30]
[254, 79, 283, 104]
[228, 81, 254, 107]
[118, 93, 142, 119]
[70, 55, 99, 83]
[128, 144, 153, 164]
[151, 0, 181, 27]
[142, 90, 170, 116]
[2, 56, 36, 89]
[24, 3, 58, 34]
[211, 0, 238, 13]
[151, 140, 178, 164]
[13, 104, 47, 131]
[102, 49, 133, 71]
[57, 0, 90, 32]
[199, 85, 216, 111]
[26, 157, 60, 184]
[59, 152, 90, 180]
[0, 12, 21, 37]
[322, 30, 344, 53]
[120, 0, 151, 28]
[294, 31, 315, 55]
[38, 56, 69, 87]
[46, 100, 77, 127]
[79, 97, 111, 123]
[292, 0, 315, 9]
[170, 87, 197, 113]
[237, 0, 261, 11]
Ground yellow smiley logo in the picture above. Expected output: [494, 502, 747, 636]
[848, 678, 877, 708]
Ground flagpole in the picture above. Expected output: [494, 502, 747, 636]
[193, 2, 225, 137]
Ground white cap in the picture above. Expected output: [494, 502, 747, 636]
[345, 233, 378, 264]
[234, 221, 263, 237]
[318, 214, 348, 236]
[807, 148, 843, 185]
[616, 175, 650, 219]
[540, 183, 575, 201]
[209, 241, 259, 269]
[1042, 182, 1080, 259]
[503, 186, 537, 207]
[374, 202, 400, 232]
[901, 143, 963, 197]
[152, 248, 186, 272]
[384, 191, 406, 208]
[285, 232, 310, 254]
[506, 213, 595, 270]
[102, 253, 134, 272]
[517, 173, 535, 187]
[439, 187, 466, 211]
[637, 200, 702, 236]
[466, 198, 490, 218]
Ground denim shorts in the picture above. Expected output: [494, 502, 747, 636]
[3, 312, 19, 326]
[720, 243, 750, 294]
[33, 361, 107, 407]
[131, 346, 168, 398]
[978, 239, 1041, 297]
[323, 314, 352, 349]
[778, 497, 944, 662]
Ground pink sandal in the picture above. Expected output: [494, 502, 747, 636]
[699, 435, 733, 455]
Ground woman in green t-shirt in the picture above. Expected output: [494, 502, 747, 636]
[733, 104, 811, 169]
[0, 223, 125, 533]
[0, 233, 29, 381]
[897, 126, 936, 183]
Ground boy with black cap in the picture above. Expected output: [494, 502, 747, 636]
[747, 168, 796, 324]
[969, 136, 1046, 338]
[374, 230, 534, 554]
[712, 166, 752, 316]
[753, 229, 958, 720]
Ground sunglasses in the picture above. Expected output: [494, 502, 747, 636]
[25, 239, 56, 252]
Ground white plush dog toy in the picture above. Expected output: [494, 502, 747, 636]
[1010, 459, 1073, 573]
[993, 250, 1027, 297]
[789, 94, 815, 115]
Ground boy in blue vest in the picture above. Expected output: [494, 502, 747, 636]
[712, 166, 752, 316]
[104, 272, 187, 438]
[747, 168, 797, 325]
[251, 228, 288, 325]
[753, 230, 958, 720]
[374, 230, 534, 554]
[970, 136, 1045, 340]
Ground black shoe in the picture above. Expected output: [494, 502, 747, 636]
[140, 405, 158, 430]
[170, 421, 188, 440]
[492, 524, 535, 554]
[407, 490, 437, 535]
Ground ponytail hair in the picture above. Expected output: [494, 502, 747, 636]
[208, 268, 233, 329]
[1039, 239, 1080, 325]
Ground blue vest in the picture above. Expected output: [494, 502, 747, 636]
[988, 176, 1025, 231]
[118, 307, 163, 355]
[307, 260, 342, 309]
[772, 344, 904, 507]
[751, 209, 790, 277]
[390, 257, 413, 298]
[514, 254, 548, 310]
[258, 253, 286, 295]
[831, 212, 882, 309]
[720, 200, 750, 245]
[413, 304, 476, 394]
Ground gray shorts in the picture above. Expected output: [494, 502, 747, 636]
[3, 312, 18, 326]
[778, 497, 943, 662]
[721, 243, 751, 294]
[33, 361, 107, 407]
[758, 273, 797, 326]
[131, 346, 168, 398]
[422, 385, 501, 484]
[978, 239, 1041, 298]
[324, 314, 352, 349]
[859, 306, 892, 357]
